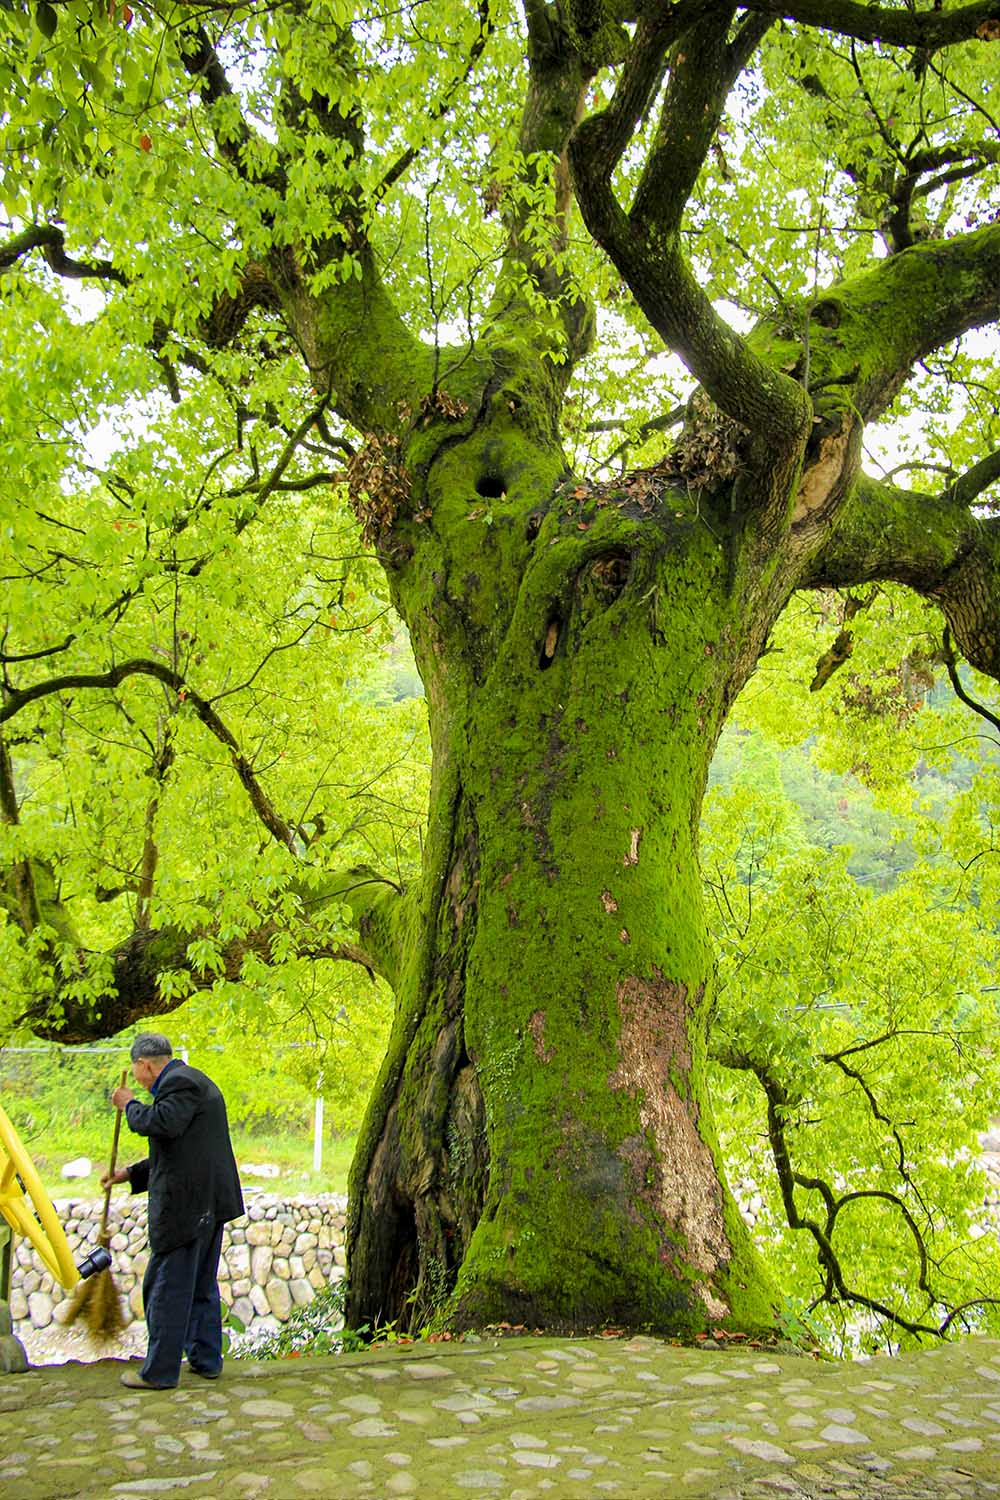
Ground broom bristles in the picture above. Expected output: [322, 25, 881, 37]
[61, 1276, 93, 1329]
[62, 1271, 126, 1341]
[83, 1268, 126, 1339]
[61, 1239, 126, 1341]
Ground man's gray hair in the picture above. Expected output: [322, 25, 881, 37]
[130, 1033, 173, 1062]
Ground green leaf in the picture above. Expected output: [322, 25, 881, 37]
[34, 2, 57, 38]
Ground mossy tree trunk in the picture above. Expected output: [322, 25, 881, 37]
[343, 348, 790, 1333]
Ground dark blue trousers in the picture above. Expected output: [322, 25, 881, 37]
[140, 1219, 225, 1387]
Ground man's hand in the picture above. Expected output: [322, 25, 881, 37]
[111, 1085, 135, 1111]
[100, 1166, 130, 1189]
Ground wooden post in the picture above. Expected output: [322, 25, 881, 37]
[313, 1093, 324, 1175]
[0, 1223, 28, 1374]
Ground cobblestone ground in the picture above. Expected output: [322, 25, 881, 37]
[2, 1335, 999, 1499]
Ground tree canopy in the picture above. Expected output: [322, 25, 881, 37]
[2, 0, 999, 1346]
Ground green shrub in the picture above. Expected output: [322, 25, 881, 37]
[230, 1284, 367, 1359]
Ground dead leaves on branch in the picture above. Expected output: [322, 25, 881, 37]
[347, 434, 412, 548]
[421, 390, 469, 423]
[482, 179, 505, 218]
[347, 391, 468, 548]
[563, 395, 751, 526]
[810, 628, 856, 691]
[398, 389, 470, 427]
[560, 468, 676, 522]
[658, 395, 751, 494]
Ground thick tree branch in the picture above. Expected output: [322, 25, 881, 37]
[18, 927, 374, 1044]
[569, 8, 810, 449]
[946, 446, 1000, 511]
[874, 224, 1000, 409]
[177, 22, 280, 186]
[804, 475, 943, 587]
[269, 201, 432, 434]
[886, 142, 1000, 253]
[772, 227, 999, 560]
[570, 0, 706, 174]
[0, 224, 127, 285]
[17, 864, 405, 1044]
[194, 261, 284, 350]
[0, 729, 41, 936]
[631, 6, 770, 236]
[134, 727, 175, 933]
[748, 0, 1000, 52]
[326, 865, 409, 991]
[782, 223, 1000, 431]
[805, 467, 1000, 677]
[486, 0, 596, 362]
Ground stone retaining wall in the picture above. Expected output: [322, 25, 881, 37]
[9, 1192, 346, 1342]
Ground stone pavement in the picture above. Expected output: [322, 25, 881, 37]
[2, 1334, 1000, 1499]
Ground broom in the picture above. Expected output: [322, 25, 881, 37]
[63, 1069, 128, 1340]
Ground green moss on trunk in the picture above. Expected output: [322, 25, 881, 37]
[345, 395, 782, 1338]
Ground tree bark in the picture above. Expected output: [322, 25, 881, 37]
[346, 401, 781, 1334]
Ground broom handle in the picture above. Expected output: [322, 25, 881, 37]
[99, 1069, 128, 1241]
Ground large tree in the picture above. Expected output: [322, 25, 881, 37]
[1, 0, 999, 1341]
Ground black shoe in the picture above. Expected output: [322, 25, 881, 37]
[120, 1369, 176, 1390]
[188, 1365, 222, 1380]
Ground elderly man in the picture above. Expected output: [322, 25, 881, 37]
[104, 1033, 244, 1390]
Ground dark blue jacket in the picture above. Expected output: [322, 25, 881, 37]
[125, 1061, 244, 1253]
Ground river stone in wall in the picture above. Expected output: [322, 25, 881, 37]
[10, 1192, 347, 1358]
